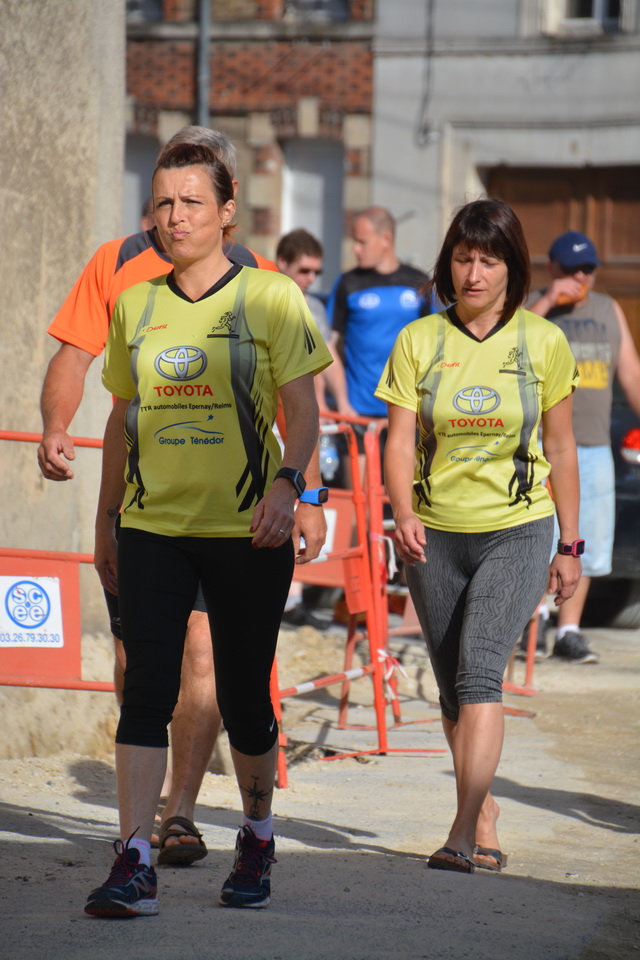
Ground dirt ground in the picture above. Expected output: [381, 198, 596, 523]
[0, 618, 638, 960]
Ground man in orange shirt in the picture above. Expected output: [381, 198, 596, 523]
[38, 126, 327, 864]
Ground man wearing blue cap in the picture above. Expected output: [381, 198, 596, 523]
[528, 231, 640, 663]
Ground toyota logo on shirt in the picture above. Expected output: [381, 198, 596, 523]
[154, 346, 208, 381]
[453, 386, 500, 415]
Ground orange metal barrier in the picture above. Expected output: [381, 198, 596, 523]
[271, 422, 390, 787]
[362, 420, 437, 732]
[0, 546, 114, 693]
[0, 431, 113, 693]
[0, 427, 393, 788]
[0, 429, 102, 449]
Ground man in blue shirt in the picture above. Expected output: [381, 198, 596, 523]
[327, 206, 429, 419]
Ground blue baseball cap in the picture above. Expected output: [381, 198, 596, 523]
[548, 231, 600, 269]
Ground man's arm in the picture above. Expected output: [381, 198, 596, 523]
[528, 276, 586, 317]
[315, 344, 354, 417]
[613, 301, 640, 418]
[37, 344, 95, 481]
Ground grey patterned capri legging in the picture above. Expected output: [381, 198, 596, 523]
[406, 516, 554, 722]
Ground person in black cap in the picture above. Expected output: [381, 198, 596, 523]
[528, 231, 640, 663]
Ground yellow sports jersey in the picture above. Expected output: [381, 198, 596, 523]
[103, 264, 332, 537]
[375, 308, 579, 533]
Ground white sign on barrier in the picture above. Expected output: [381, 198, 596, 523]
[0, 576, 64, 647]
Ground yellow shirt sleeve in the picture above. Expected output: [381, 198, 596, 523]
[541, 323, 580, 411]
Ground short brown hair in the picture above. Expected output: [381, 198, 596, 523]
[355, 206, 396, 240]
[430, 198, 530, 322]
[152, 143, 236, 242]
[276, 229, 323, 264]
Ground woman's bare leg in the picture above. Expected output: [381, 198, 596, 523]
[116, 743, 167, 843]
[435, 702, 504, 864]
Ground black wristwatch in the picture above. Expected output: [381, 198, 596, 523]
[274, 467, 306, 497]
[557, 539, 585, 558]
[298, 487, 329, 505]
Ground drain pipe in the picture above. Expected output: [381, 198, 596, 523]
[197, 0, 211, 127]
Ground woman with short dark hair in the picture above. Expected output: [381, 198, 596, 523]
[85, 143, 331, 916]
[377, 198, 581, 874]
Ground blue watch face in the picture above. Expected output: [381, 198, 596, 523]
[300, 487, 329, 504]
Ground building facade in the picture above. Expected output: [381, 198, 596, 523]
[372, 0, 640, 339]
[125, 0, 640, 339]
[125, 0, 374, 287]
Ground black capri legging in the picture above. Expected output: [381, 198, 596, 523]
[115, 527, 294, 756]
[406, 516, 553, 722]
[103, 517, 208, 640]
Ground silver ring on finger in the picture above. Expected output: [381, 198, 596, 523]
[278, 528, 285, 534]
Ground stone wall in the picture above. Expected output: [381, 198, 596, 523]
[0, 0, 125, 632]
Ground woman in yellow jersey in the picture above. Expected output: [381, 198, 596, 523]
[86, 144, 331, 917]
[376, 199, 581, 874]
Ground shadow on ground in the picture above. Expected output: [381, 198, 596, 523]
[0, 796, 637, 960]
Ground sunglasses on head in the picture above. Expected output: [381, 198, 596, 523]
[297, 267, 322, 276]
[562, 263, 597, 275]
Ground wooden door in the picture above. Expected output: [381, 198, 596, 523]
[488, 166, 640, 349]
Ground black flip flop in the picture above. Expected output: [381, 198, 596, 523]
[428, 846, 475, 874]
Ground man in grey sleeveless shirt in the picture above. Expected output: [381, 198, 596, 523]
[528, 231, 640, 663]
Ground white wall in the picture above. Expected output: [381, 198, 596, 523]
[372, 1, 640, 271]
[282, 138, 345, 291]
[124, 133, 161, 236]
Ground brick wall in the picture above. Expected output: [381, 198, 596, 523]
[162, 0, 195, 20]
[127, 39, 371, 117]
[161, 0, 372, 20]
[128, 6, 374, 257]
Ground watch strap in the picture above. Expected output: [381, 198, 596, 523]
[298, 487, 329, 505]
[557, 539, 585, 558]
[274, 467, 306, 497]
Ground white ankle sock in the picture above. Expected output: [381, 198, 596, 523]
[128, 838, 151, 866]
[557, 624, 579, 641]
[243, 813, 272, 841]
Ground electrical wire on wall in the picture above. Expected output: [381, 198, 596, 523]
[414, 0, 438, 147]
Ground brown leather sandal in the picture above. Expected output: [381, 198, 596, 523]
[157, 816, 208, 866]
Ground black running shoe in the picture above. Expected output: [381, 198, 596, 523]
[552, 631, 599, 664]
[281, 604, 329, 631]
[219, 825, 276, 909]
[515, 612, 549, 661]
[85, 837, 158, 918]
[515, 627, 548, 661]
